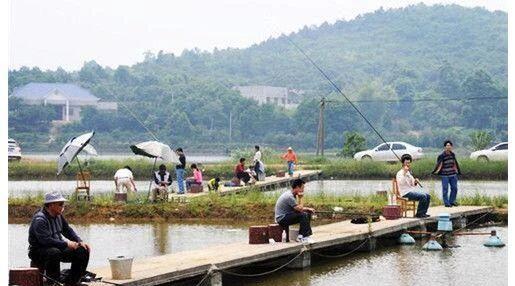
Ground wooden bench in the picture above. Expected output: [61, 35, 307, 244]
[392, 178, 417, 217]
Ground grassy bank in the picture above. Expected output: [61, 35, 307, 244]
[8, 157, 507, 181]
[8, 190, 508, 223]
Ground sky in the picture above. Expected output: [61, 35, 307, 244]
[8, 0, 508, 71]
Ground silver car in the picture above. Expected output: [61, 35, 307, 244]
[354, 141, 424, 162]
[8, 138, 22, 161]
[470, 142, 508, 162]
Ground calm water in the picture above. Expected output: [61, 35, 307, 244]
[24, 153, 230, 163]
[8, 180, 507, 198]
[8, 223, 247, 268]
[9, 224, 506, 286]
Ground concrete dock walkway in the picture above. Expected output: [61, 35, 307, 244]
[91, 205, 493, 286]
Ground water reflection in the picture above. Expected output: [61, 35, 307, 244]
[8, 180, 507, 198]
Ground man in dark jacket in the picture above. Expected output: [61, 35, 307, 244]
[175, 148, 186, 194]
[432, 140, 461, 207]
[28, 192, 90, 285]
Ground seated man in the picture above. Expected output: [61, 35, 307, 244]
[114, 165, 137, 193]
[234, 158, 251, 184]
[207, 177, 221, 192]
[274, 178, 315, 243]
[396, 154, 431, 218]
[151, 164, 172, 202]
[28, 192, 90, 286]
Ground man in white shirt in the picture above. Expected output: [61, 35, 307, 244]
[253, 145, 265, 181]
[396, 155, 430, 218]
[114, 166, 137, 193]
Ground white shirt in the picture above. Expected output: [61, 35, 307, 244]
[253, 150, 262, 162]
[396, 169, 416, 196]
[114, 168, 133, 180]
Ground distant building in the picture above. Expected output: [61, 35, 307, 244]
[10, 83, 117, 122]
[233, 85, 303, 109]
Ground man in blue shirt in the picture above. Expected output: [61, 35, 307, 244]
[28, 192, 90, 285]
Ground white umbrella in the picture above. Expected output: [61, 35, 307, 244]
[130, 141, 179, 199]
[130, 141, 179, 163]
[57, 131, 95, 175]
[82, 144, 98, 156]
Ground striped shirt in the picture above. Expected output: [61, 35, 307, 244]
[433, 151, 460, 176]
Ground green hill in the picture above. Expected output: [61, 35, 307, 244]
[8, 4, 507, 152]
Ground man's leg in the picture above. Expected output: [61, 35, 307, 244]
[279, 212, 312, 238]
[449, 175, 458, 205]
[403, 192, 429, 216]
[441, 176, 450, 206]
[36, 247, 62, 281]
[176, 169, 185, 194]
[61, 247, 90, 284]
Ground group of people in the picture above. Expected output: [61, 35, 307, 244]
[27, 141, 462, 284]
[274, 140, 461, 242]
[113, 148, 210, 202]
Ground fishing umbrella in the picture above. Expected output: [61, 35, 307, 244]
[130, 141, 180, 198]
[57, 132, 95, 189]
[82, 144, 98, 156]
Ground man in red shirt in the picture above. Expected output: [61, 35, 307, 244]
[234, 157, 251, 184]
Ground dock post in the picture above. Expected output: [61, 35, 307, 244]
[454, 216, 467, 229]
[209, 272, 222, 286]
[412, 221, 427, 239]
[366, 236, 377, 251]
[287, 247, 311, 269]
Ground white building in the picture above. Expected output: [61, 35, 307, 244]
[234, 85, 302, 109]
[10, 83, 117, 122]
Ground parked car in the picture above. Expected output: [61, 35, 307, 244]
[8, 138, 22, 161]
[354, 142, 424, 162]
[470, 142, 508, 162]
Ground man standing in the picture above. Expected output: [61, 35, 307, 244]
[28, 192, 90, 286]
[281, 147, 298, 177]
[432, 140, 461, 207]
[396, 154, 431, 218]
[275, 179, 315, 243]
[253, 145, 265, 181]
[151, 164, 172, 202]
[175, 148, 186, 194]
[114, 165, 137, 193]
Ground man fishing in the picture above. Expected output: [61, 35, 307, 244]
[281, 147, 298, 177]
[275, 178, 315, 243]
[397, 154, 431, 218]
[28, 192, 90, 286]
[151, 164, 172, 202]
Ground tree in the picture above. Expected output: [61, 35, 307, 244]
[469, 131, 494, 151]
[339, 132, 366, 158]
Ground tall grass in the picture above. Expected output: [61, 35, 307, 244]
[8, 157, 507, 180]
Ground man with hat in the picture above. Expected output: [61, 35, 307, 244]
[28, 192, 90, 285]
[281, 147, 298, 177]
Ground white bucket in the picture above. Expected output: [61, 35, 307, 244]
[108, 256, 133, 279]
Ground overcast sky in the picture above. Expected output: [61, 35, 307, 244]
[9, 0, 507, 71]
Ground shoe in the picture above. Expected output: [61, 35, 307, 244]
[445, 205, 452, 208]
[416, 214, 430, 218]
[295, 235, 304, 242]
[301, 237, 315, 244]
[451, 203, 459, 207]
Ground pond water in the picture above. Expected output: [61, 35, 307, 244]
[9, 224, 507, 286]
[8, 179, 508, 198]
[8, 222, 247, 269]
[23, 153, 230, 163]
[237, 226, 508, 286]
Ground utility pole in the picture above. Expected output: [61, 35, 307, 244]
[316, 97, 335, 156]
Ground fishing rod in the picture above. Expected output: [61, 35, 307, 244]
[283, 37, 431, 189]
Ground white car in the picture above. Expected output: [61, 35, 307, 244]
[470, 142, 508, 162]
[354, 142, 424, 162]
[8, 138, 22, 161]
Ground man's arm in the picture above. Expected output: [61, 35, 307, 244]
[432, 154, 443, 174]
[61, 217, 82, 243]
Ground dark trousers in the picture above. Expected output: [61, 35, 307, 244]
[403, 192, 431, 216]
[29, 246, 90, 284]
[278, 212, 312, 237]
[236, 171, 251, 183]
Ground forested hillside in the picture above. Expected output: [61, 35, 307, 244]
[8, 4, 507, 152]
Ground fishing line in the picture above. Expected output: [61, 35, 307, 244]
[284, 36, 401, 162]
